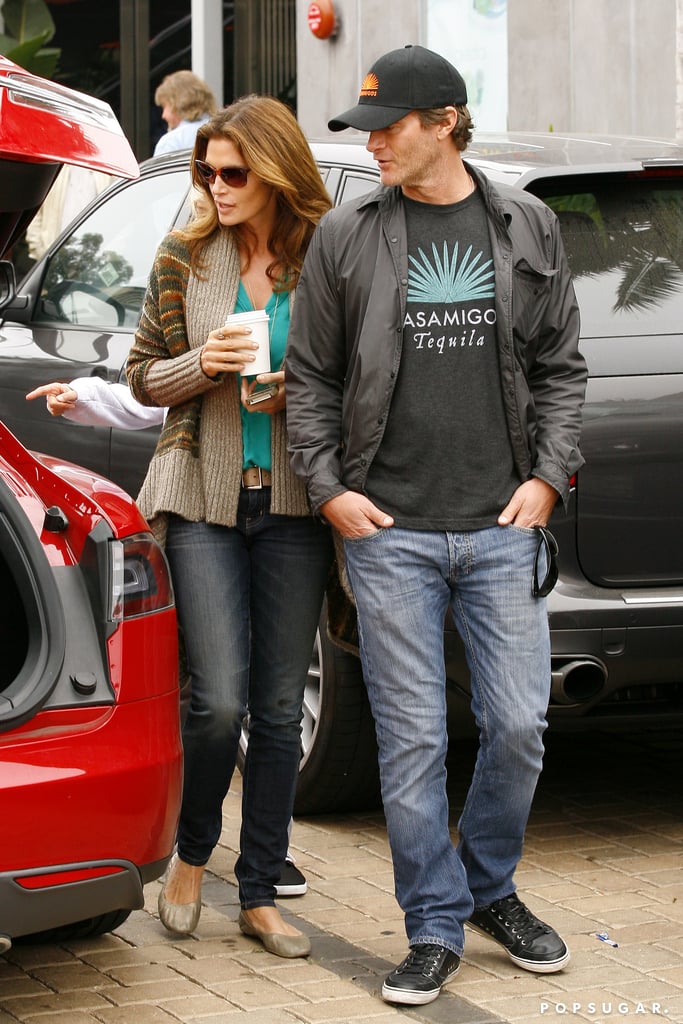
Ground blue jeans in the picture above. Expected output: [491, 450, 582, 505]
[165, 489, 332, 908]
[343, 524, 550, 955]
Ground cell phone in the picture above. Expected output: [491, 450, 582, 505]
[245, 384, 278, 406]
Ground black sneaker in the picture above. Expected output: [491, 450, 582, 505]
[468, 893, 570, 972]
[382, 943, 460, 1005]
[275, 858, 307, 897]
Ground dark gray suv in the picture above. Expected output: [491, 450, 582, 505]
[1, 134, 682, 813]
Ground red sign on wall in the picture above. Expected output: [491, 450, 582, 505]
[307, 0, 337, 39]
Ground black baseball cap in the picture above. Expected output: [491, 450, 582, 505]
[328, 45, 468, 133]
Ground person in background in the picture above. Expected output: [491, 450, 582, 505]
[126, 95, 333, 955]
[25, 375, 309, 901]
[153, 70, 217, 157]
[285, 45, 587, 1005]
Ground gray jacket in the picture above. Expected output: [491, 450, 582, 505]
[285, 164, 587, 514]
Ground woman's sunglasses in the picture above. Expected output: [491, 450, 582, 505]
[194, 160, 250, 188]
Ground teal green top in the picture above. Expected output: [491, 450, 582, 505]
[236, 283, 289, 472]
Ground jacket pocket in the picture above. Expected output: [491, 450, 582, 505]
[512, 258, 558, 345]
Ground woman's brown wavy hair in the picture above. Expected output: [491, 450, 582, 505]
[177, 94, 332, 290]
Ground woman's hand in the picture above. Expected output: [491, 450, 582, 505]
[240, 370, 286, 415]
[200, 325, 259, 377]
[25, 382, 79, 416]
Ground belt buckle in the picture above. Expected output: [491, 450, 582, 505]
[244, 467, 264, 489]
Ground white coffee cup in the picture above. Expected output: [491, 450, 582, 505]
[224, 309, 271, 376]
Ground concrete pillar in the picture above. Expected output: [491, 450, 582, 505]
[677, 0, 683, 140]
[192, 0, 224, 107]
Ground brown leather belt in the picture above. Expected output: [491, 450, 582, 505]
[242, 467, 272, 489]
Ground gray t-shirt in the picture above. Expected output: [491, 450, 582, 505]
[365, 189, 519, 529]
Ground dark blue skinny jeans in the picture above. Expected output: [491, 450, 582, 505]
[164, 488, 332, 908]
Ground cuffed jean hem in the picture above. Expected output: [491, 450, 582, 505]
[175, 853, 209, 869]
[240, 898, 277, 910]
[409, 936, 463, 957]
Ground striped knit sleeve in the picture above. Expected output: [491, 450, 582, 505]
[127, 235, 215, 408]
[127, 239, 173, 405]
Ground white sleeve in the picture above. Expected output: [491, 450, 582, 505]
[63, 379, 166, 430]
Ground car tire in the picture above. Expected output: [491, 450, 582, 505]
[14, 908, 131, 945]
[238, 604, 381, 815]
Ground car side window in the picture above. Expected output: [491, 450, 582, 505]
[337, 172, 379, 205]
[37, 170, 191, 329]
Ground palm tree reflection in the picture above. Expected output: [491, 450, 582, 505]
[546, 185, 683, 316]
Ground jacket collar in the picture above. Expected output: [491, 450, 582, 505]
[357, 157, 511, 229]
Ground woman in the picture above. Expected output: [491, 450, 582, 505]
[126, 95, 333, 957]
[25, 374, 309, 899]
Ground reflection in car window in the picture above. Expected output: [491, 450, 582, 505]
[38, 170, 191, 329]
[540, 175, 683, 336]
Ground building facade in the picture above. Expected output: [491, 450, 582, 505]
[2, 1, 680, 151]
[296, 0, 680, 141]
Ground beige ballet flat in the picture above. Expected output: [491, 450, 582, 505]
[238, 910, 311, 958]
[158, 854, 202, 934]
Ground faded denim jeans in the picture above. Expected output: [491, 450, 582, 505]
[344, 523, 550, 954]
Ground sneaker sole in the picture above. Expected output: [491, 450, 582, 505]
[381, 964, 460, 1005]
[468, 921, 570, 973]
[381, 983, 441, 1005]
[274, 883, 307, 897]
[508, 947, 571, 973]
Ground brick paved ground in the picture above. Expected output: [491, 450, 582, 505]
[1, 729, 682, 1024]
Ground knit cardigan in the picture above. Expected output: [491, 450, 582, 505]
[127, 229, 311, 530]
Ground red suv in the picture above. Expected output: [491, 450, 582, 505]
[0, 57, 182, 950]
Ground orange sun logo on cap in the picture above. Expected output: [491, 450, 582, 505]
[359, 73, 379, 98]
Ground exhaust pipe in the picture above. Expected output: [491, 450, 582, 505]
[550, 659, 607, 706]
[0, 934, 11, 953]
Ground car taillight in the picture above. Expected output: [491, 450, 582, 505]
[109, 535, 174, 621]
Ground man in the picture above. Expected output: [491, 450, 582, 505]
[285, 45, 586, 1006]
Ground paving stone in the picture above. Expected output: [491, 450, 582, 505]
[0, 990, 113, 1018]
[82, 944, 192, 969]
[180, 1012, 305, 1024]
[1, 732, 681, 1024]
[95, 1007, 187, 1023]
[100, 962, 194, 986]
[12, 1014, 107, 1024]
[2, 946, 78, 969]
[612, 920, 683, 945]
[97, 977, 208, 1005]
[169, 955, 257, 985]
[160, 991, 243, 1016]
[0, 976, 51, 998]
[286, 994, 407, 1021]
[218, 974, 299, 1010]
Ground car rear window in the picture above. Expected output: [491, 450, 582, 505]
[534, 172, 683, 338]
